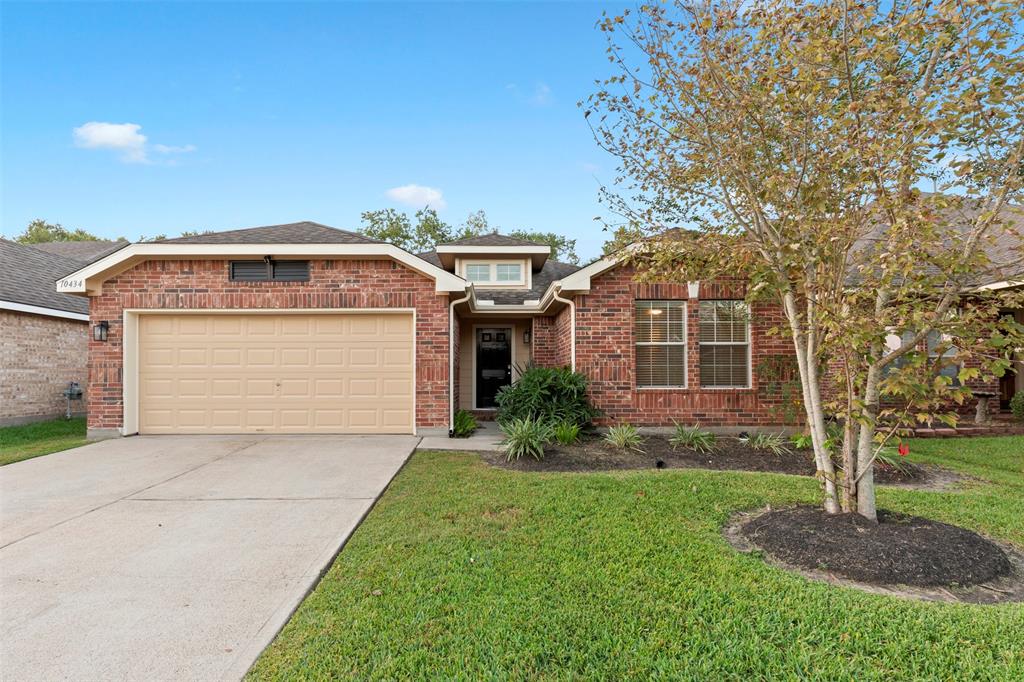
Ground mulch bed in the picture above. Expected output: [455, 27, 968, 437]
[480, 433, 925, 484]
[739, 506, 1012, 588]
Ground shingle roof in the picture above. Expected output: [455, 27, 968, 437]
[156, 221, 380, 245]
[29, 240, 127, 262]
[438, 233, 549, 248]
[0, 239, 89, 315]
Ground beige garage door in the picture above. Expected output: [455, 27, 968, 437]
[138, 313, 414, 434]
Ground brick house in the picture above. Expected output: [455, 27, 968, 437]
[55, 222, 1022, 439]
[0, 239, 120, 425]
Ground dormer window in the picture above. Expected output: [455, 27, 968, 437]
[466, 264, 492, 283]
[496, 263, 522, 282]
[461, 260, 528, 287]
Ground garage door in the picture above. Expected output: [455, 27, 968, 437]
[138, 313, 414, 434]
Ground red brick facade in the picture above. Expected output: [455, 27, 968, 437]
[531, 306, 572, 368]
[537, 266, 799, 427]
[88, 258, 450, 431]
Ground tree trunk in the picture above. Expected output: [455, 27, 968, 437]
[855, 363, 881, 521]
[781, 291, 840, 514]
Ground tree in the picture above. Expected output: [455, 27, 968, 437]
[16, 219, 102, 243]
[587, 0, 1024, 519]
[508, 230, 580, 264]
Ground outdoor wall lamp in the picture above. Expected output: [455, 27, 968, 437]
[523, 330, 531, 345]
[93, 320, 109, 342]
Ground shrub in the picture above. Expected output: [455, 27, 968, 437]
[495, 364, 599, 427]
[552, 421, 581, 446]
[670, 422, 716, 454]
[452, 409, 478, 438]
[791, 432, 814, 450]
[499, 417, 552, 462]
[1011, 391, 1024, 422]
[740, 432, 791, 455]
[604, 424, 644, 451]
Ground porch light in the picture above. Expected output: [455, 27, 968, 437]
[93, 321, 109, 342]
[523, 330, 531, 345]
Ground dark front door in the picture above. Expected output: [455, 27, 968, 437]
[476, 327, 512, 409]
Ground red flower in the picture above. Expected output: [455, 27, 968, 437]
[897, 443, 909, 457]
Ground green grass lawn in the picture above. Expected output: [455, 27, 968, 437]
[0, 417, 88, 466]
[250, 436, 1024, 681]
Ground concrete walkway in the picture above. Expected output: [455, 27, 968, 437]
[418, 421, 503, 451]
[0, 434, 416, 681]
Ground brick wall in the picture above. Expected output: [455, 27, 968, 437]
[550, 266, 798, 427]
[88, 258, 449, 431]
[1, 310, 88, 425]
[532, 306, 572, 368]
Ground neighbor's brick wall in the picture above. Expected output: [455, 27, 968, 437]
[549, 266, 797, 426]
[1, 310, 88, 425]
[88, 259, 450, 431]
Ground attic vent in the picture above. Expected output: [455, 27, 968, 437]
[230, 260, 310, 282]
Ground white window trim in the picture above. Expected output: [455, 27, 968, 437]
[635, 300, 688, 390]
[699, 301, 752, 390]
[457, 258, 530, 288]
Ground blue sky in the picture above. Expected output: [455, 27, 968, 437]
[1, 2, 629, 260]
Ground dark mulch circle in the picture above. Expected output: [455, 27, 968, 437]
[739, 506, 1012, 588]
[481, 433, 924, 484]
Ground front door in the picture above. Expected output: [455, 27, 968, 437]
[476, 327, 512, 409]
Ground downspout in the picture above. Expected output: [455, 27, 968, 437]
[551, 284, 576, 371]
[448, 288, 472, 437]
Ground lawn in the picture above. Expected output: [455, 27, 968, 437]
[250, 436, 1024, 681]
[0, 417, 88, 466]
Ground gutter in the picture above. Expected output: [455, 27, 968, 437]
[550, 284, 576, 371]
[448, 287, 473, 436]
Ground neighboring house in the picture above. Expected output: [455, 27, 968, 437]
[54, 221, 1023, 439]
[0, 239, 118, 425]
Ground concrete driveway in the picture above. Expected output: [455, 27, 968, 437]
[0, 434, 416, 681]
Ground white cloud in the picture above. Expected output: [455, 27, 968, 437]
[72, 121, 196, 164]
[153, 143, 197, 154]
[73, 122, 148, 163]
[385, 184, 447, 210]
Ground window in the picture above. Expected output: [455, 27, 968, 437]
[462, 261, 527, 285]
[635, 300, 686, 388]
[496, 263, 522, 282]
[699, 301, 750, 388]
[927, 330, 959, 381]
[466, 264, 491, 283]
[230, 260, 310, 282]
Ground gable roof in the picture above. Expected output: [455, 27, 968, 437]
[0, 239, 90, 317]
[157, 221, 381, 245]
[438, 233, 547, 247]
[29, 240, 127, 262]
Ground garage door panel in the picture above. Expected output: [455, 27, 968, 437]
[139, 313, 414, 434]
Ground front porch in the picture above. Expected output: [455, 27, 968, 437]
[456, 316, 534, 416]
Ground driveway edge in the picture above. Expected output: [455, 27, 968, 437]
[222, 438, 420, 681]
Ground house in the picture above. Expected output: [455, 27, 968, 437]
[54, 221, 1022, 439]
[0, 239, 119, 425]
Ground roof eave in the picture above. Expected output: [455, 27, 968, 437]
[56, 243, 468, 296]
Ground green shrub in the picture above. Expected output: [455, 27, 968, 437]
[499, 417, 552, 462]
[670, 422, 716, 454]
[1011, 391, 1024, 422]
[452, 409, 478, 438]
[495, 364, 599, 427]
[740, 432, 790, 455]
[604, 424, 644, 452]
[552, 421, 581, 446]
[791, 432, 814, 450]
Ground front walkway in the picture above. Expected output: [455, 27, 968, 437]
[0, 434, 416, 681]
